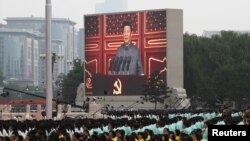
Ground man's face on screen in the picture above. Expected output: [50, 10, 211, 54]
[123, 25, 132, 45]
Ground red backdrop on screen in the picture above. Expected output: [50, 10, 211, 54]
[85, 10, 167, 95]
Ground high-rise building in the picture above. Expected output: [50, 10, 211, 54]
[77, 28, 84, 61]
[38, 36, 64, 85]
[4, 17, 77, 85]
[95, 0, 128, 13]
[0, 28, 39, 85]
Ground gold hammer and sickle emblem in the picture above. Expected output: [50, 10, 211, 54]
[113, 78, 122, 95]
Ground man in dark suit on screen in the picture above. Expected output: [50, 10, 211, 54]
[112, 21, 144, 75]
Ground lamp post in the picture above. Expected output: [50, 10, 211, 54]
[104, 90, 107, 108]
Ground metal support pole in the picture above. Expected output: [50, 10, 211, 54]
[45, 0, 52, 119]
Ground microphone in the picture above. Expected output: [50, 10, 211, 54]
[112, 56, 118, 74]
[121, 56, 127, 73]
[116, 56, 123, 74]
[126, 56, 131, 74]
[109, 56, 115, 72]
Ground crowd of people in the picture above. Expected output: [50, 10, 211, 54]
[0, 105, 249, 141]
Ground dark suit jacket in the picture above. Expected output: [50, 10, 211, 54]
[116, 43, 144, 75]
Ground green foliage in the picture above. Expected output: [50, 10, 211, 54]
[62, 59, 84, 103]
[142, 71, 171, 110]
[184, 31, 250, 108]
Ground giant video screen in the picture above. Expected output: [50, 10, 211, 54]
[84, 9, 167, 95]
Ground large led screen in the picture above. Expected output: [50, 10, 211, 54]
[84, 9, 167, 95]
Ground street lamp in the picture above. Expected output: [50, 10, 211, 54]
[35, 86, 39, 91]
[104, 90, 107, 107]
[26, 85, 29, 91]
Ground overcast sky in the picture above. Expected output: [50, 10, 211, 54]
[1, 0, 250, 35]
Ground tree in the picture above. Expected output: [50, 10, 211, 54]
[142, 71, 171, 110]
[184, 31, 250, 108]
[54, 73, 66, 98]
[61, 59, 84, 104]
